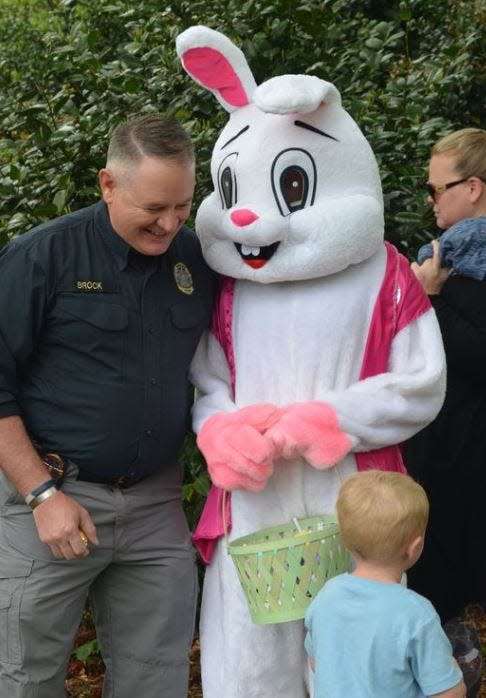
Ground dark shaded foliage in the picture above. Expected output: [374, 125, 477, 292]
[0, 0, 483, 252]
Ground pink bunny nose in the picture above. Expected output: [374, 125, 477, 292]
[230, 209, 260, 227]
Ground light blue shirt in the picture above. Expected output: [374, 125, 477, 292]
[305, 573, 463, 697]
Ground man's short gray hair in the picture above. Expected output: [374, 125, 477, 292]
[106, 113, 194, 167]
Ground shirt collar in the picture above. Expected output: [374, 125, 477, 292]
[94, 200, 131, 271]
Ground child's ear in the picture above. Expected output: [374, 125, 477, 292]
[405, 534, 424, 566]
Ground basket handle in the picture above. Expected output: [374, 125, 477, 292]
[221, 463, 344, 551]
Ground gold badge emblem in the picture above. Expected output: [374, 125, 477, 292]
[173, 262, 194, 295]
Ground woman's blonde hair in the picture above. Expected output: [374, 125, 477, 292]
[432, 128, 486, 182]
[336, 470, 429, 562]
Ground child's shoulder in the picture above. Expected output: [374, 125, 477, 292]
[399, 584, 438, 618]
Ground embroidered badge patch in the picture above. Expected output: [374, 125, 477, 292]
[173, 262, 194, 295]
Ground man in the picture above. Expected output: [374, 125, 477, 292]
[0, 113, 215, 697]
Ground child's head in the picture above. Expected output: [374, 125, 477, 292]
[336, 470, 429, 565]
[428, 128, 486, 229]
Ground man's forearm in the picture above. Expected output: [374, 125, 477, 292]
[0, 415, 51, 496]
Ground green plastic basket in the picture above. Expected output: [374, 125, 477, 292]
[227, 515, 351, 625]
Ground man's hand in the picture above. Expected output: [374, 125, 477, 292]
[32, 489, 99, 559]
[411, 240, 450, 295]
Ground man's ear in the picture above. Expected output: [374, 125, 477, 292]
[98, 168, 116, 204]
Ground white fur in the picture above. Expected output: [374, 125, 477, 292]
[190, 276, 445, 697]
[254, 75, 341, 114]
[178, 25, 446, 698]
[196, 98, 383, 283]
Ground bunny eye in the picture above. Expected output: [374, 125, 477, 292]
[220, 167, 234, 208]
[272, 148, 316, 216]
[280, 167, 307, 211]
[217, 152, 238, 209]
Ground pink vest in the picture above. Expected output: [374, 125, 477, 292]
[193, 242, 431, 563]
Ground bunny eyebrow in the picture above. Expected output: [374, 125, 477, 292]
[294, 120, 339, 142]
[221, 125, 250, 149]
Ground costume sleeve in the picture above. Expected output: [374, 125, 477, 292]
[324, 309, 446, 451]
[431, 277, 486, 383]
[189, 330, 236, 432]
[411, 614, 463, 695]
[0, 243, 49, 418]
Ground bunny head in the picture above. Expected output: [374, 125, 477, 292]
[177, 26, 384, 283]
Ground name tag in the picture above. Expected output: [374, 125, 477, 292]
[76, 280, 103, 291]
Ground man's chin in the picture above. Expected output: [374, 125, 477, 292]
[136, 232, 174, 256]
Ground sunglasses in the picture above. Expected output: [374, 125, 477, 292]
[425, 177, 470, 202]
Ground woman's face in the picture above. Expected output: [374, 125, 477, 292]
[427, 153, 475, 230]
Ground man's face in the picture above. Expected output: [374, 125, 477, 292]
[99, 155, 195, 256]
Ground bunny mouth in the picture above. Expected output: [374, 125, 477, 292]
[235, 242, 280, 269]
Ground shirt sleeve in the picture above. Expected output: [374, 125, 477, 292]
[0, 242, 49, 418]
[411, 614, 464, 695]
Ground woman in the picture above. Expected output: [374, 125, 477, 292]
[405, 127, 486, 697]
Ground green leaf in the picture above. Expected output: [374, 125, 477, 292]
[53, 189, 68, 214]
[192, 473, 211, 497]
[74, 639, 101, 662]
[32, 202, 58, 218]
[399, 2, 412, 22]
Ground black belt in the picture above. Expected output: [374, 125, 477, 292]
[31, 438, 147, 489]
[76, 471, 148, 489]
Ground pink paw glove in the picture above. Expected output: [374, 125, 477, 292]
[197, 404, 282, 492]
[266, 401, 351, 468]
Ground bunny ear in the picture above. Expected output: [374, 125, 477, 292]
[176, 26, 257, 113]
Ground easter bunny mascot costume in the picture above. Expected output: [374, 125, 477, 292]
[177, 26, 446, 698]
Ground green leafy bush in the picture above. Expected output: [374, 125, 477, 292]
[1, 0, 483, 249]
[0, 0, 483, 516]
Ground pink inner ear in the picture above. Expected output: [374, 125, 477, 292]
[182, 47, 249, 108]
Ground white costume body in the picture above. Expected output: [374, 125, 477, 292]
[191, 248, 445, 697]
[176, 26, 446, 698]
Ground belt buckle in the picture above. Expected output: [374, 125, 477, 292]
[42, 452, 66, 485]
[114, 475, 141, 489]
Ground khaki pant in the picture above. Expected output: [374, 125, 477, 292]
[0, 463, 197, 698]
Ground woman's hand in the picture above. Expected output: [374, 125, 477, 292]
[411, 240, 450, 295]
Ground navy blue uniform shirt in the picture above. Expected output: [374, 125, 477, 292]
[0, 201, 216, 479]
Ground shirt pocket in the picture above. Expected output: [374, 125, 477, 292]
[55, 294, 128, 330]
[169, 298, 211, 331]
[167, 297, 212, 368]
[50, 294, 128, 377]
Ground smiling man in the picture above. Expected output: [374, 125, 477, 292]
[0, 114, 216, 698]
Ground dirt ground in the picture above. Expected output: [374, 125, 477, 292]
[66, 606, 486, 697]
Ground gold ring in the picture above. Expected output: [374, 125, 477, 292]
[79, 531, 89, 547]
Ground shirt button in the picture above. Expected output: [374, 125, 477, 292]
[145, 429, 153, 437]
[150, 378, 157, 386]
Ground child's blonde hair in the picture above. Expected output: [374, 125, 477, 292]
[431, 128, 486, 182]
[336, 470, 429, 563]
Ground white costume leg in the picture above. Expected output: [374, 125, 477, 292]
[200, 538, 309, 698]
